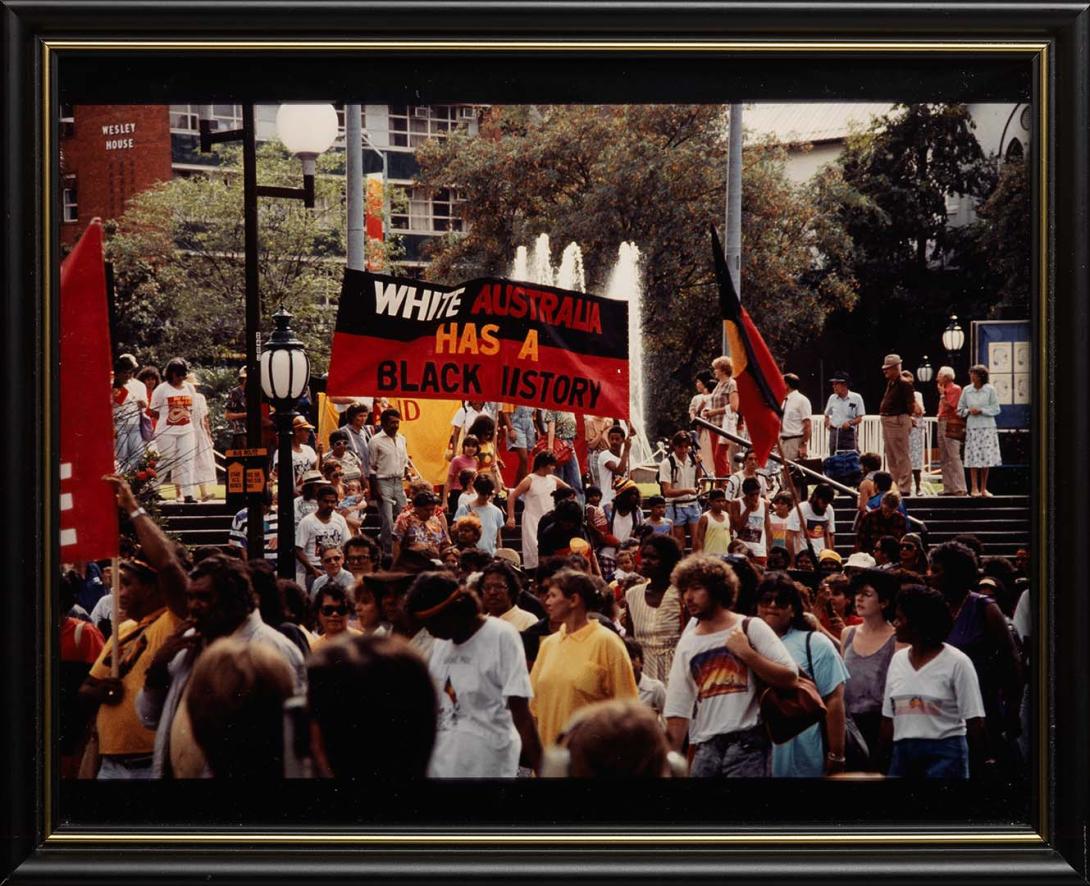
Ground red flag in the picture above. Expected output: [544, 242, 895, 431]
[711, 226, 787, 467]
[59, 219, 119, 560]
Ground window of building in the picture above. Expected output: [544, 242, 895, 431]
[169, 104, 242, 133]
[59, 103, 75, 138]
[388, 185, 465, 234]
[387, 105, 477, 148]
[62, 178, 78, 223]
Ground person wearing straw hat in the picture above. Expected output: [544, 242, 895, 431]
[271, 415, 319, 493]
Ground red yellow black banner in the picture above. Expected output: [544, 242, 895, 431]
[327, 269, 631, 418]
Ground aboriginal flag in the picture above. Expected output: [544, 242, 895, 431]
[711, 226, 787, 467]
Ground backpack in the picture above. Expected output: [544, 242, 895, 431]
[660, 451, 702, 496]
[742, 619, 827, 745]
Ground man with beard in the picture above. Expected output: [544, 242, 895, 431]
[664, 554, 798, 777]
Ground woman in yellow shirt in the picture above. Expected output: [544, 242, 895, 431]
[529, 569, 638, 747]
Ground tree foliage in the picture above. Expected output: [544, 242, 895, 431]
[415, 105, 857, 435]
[104, 142, 398, 375]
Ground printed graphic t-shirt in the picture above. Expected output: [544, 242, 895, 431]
[427, 617, 533, 778]
[882, 644, 985, 741]
[148, 382, 195, 436]
[785, 501, 836, 554]
[663, 616, 796, 744]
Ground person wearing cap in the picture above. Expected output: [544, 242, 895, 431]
[224, 367, 249, 451]
[148, 357, 199, 503]
[369, 407, 412, 558]
[856, 491, 909, 554]
[594, 477, 644, 577]
[817, 549, 843, 575]
[879, 354, 916, 494]
[779, 373, 813, 466]
[295, 484, 352, 590]
[406, 571, 541, 776]
[271, 415, 319, 493]
[294, 469, 325, 524]
[823, 371, 866, 454]
[393, 490, 450, 561]
[897, 532, 929, 574]
[843, 551, 878, 574]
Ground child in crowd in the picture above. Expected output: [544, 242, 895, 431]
[769, 492, 794, 552]
[454, 475, 506, 555]
[467, 416, 506, 503]
[645, 495, 673, 536]
[337, 475, 366, 534]
[442, 434, 480, 522]
[625, 637, 666, 722]
[455, 469, 478, 516]
[451, 514, 484, 552]
[693, 488, 732, 555]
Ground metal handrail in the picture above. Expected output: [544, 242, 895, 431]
[692, 417, 926, 531]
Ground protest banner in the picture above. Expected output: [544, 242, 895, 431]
[327, 270, 630, 418]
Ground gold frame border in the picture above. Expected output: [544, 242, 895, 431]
[40, 36, 1051, 849]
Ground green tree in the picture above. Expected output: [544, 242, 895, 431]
[105, 142, 402, 375]
[416, 105, 857, 434]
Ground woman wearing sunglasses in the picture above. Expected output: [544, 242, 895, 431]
[310, 585, 361, 649]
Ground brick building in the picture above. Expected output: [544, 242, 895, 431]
[58, 104, 174, 250]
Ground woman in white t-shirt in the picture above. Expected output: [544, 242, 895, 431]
[785, 484, 836, 557]
[880, 584, 986, 779]
[405, 571, 541, 777]
[148, 357, 198, 502]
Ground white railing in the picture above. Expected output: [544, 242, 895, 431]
[807, 415, 938, 475]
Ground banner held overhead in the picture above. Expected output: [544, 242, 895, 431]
[327, 270, 630, 418]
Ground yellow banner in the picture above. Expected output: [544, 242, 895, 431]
[316, 394, 460, 487]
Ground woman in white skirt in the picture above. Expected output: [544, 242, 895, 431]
[187, 373, 219, 501]
[957, 364, 1002, 497]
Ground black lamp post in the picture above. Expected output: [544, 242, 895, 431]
[198, 102, 337, 558]
[259, 308, 311, 579]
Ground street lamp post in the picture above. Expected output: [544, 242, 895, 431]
[199, 102, 337, 559]
[259, 308, 311, 579]
[942, 314, 967, 377]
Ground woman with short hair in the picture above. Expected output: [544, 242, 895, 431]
[704, 356, 740, 480]
[958, 364, 1002, 497]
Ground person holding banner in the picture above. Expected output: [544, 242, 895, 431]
[543, 410, 583, 502]
[369, 408, 412, 557]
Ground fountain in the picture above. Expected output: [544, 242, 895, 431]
[508, 236, 656, 472]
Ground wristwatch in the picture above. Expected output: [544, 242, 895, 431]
[129, 506, 148, 520]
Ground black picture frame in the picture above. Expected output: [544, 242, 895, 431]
[3, 2, 1087, 883]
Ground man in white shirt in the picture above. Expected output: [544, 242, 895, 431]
[294, 485, 351, 590]
[597, 424, 634, 509]
[785, 483, 837, 559]
[779, 373, 812, 464]
[664, 554, 798, 777]
[270, 415, 319, 492]
[368, 407, 411, 557]
[823, 371, 866, 453]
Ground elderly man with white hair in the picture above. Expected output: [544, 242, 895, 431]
[935, 365, 968, 496]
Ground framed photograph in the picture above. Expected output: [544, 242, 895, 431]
[4, 2, 1088, 884]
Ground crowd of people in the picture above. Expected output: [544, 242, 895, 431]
[63, 351, 1026, 782]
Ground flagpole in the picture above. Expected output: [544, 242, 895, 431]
[723, 102, 743, 355]
[774, 440, 819, 564]
[109, 557, 121, 679]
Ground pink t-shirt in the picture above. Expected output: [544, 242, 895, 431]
[447, 454, 479, 489]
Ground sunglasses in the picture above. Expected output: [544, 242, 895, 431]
[322, 556, 343, 564]
[320, 604, 348, 616]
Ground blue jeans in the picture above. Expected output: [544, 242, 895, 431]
[557, 445, 583, 502]
[376, 476, 407, 556]
[889, 735, 969, 779]
[691, 724, 771, 778]
[98, 754, 155, 779]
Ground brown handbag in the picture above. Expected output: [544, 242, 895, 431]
[742, 618, 827, 745]
[944, 414, 967, 442]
